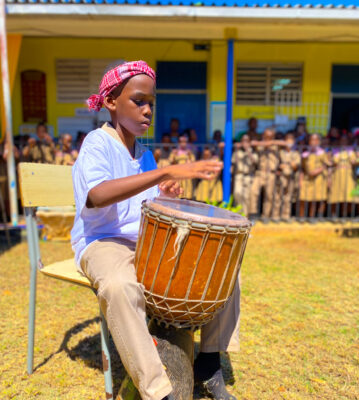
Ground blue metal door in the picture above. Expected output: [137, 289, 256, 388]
[155, 93, 207, 142]
[155, 61, 207, 142]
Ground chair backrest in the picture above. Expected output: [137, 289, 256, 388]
[18, 162, 74, 207]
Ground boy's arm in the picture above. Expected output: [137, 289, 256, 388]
[87, 160, 222, 208]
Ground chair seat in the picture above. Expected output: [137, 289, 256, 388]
[41, 259, 92, 287]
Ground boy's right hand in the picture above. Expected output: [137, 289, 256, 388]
[165, 160, 223, 180]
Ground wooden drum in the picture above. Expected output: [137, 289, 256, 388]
[135, 198, 252, 329]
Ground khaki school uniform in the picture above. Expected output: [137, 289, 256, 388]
[25, 141, 55, 164]
[169, 149, 195, 199]
[299, 149, 329, 202]
[232, 149, 258, 216]
[273, 149, 301, 220]
[55, 149, 78, 166]
[328, 149, 359, 204]
[249, 144, 279, 218]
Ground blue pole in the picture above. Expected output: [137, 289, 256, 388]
[223, 39, 234, 203]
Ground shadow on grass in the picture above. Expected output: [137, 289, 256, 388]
[34, 317, 126, 397]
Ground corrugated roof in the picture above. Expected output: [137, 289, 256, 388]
[5, 0, 359, 8]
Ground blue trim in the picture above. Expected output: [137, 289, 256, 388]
[5, 0, 357, 7]
[223, 39, 233, 204]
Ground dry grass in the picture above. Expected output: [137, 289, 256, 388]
[1, 225, 358, 399]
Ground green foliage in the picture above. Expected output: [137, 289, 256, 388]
[205, 195, 244, 215]
[351, 184, 359, 197]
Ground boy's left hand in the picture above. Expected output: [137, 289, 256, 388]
[159, 180, 183, 198]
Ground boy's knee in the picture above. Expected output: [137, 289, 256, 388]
[99, 277, 144, 305]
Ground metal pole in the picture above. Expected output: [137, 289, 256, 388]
[0, 0, 18, 226]
[223, 39, 234, 203]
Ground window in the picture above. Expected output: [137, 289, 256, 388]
[236, 63, 303, 105]
[56, 59, 119, 103]
[21, 70, 47, 122]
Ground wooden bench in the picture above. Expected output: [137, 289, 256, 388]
[18, 162, 114, 399]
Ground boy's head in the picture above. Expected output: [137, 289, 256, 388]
[87, 61, 156, 137]
[61, 133, 73, 150]
[241, 134, 250, 147]
[161, 133, 171, 144]
[202, 147, 212, 160]
[262, 128, 275, 141]
[170, 118, 180, 133]
[309, 133, 321, 148]
[285, 132, 295, 148]
[248, 117, 257, 132]
[213, 130, 222, 142]
[178, 134, 188, 150]
[36, 122, 48, 140]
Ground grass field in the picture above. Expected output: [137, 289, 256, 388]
[1, 225, 358, 399]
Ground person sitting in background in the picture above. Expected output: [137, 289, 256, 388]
[327, 135, 359, 218]
[185, 128, 200, 159]
[55, 133, 78, 166]
[235, 117, 259, 142]
[22, 122, 55, 164]
[249, 128, 280, 220]
[299, 134, 331, 219]
[272, 133, 301, 221]
[195, 147, 223, 203]
[294, 121, 308, 146]
[169, 118, 180, 144]
[327, 126, 341, 146]
[210, 130, 225, 160]
[231, 135, 257, 216]
[169, 134, 196, 199]
[76, 131, 87, 151]
[153, 133, 172, 169]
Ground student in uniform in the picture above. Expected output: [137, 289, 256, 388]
[299, 134, 330, 219]
[55, 133, 78, 166]
[195, 147, 223, 203]
[22, 122, 56, 164]
[272, 133, 301, 221]
[71, 61, 239, 400]
[168, 134, 196, 199]
[249, 128, 279, 220]
[231, 135, 257, 216]
[328, 135, 359, 218]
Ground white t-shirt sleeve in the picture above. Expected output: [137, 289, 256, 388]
[73, 135, 113, 216]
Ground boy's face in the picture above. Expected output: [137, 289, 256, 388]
[36, 125, 47, 140]
[285, 134, 295, 148]
[106, 74, 155, 137]
[263, 129, 274, 141]
[178, 136, 188, 149]
[309, 135, 320, 148]
[203, 149, 212, 160]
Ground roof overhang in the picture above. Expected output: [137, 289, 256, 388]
[7, 4, 359, 20]
[6, 4, 359, 41]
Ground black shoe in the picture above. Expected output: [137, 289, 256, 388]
[197, 369, 237, 400]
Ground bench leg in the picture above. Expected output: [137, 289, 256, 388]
[25, 207, 40, 374]
[100, 308, 113, 400]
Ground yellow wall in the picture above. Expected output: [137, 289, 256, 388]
[12, 37, 359, 138]
[12, 37, 210, 137]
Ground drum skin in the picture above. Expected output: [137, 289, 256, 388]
[135, 198, 251, 328]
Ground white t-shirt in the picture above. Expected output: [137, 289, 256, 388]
[71, 126, 160, 266]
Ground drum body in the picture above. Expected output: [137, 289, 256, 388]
[135, 198, 251, 329]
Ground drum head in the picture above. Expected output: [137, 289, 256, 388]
[144, 197, 251, 227]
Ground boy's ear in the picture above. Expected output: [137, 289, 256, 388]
[103, 95, 116, 112]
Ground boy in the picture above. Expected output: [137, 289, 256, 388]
[22, 122, 55, 164]
[232, 135, 258, 216]
[55, 133, 78, 166]
[272, 133, 300, 221]
[249, 128, 279, 220]
[71, 61, 239, 400]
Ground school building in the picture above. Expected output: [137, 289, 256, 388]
[3, 0, 359, 143]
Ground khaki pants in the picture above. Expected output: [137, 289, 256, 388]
[81, 238, 241, 400]
[272, 175, 295, 220]
[233, 174, 253, 216]
[249, 172, 276, 218]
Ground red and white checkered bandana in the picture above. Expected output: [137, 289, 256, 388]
[86, 60, 156, 112]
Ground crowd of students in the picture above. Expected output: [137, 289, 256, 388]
[1, 118, 359, 221]
[154, 117, 359, 221]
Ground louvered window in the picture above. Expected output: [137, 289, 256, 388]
[236, 63, 303, 105]
[56, 59, 118, 103]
